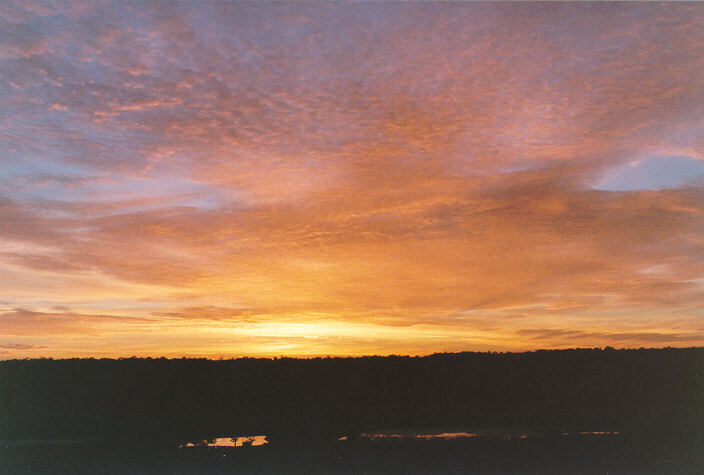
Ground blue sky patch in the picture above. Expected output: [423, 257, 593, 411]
[595, 155, 704, 191]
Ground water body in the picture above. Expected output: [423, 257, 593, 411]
[5, 429, 619, 451]
[350, 428, 620, 441]
[180, 435, 268, 448]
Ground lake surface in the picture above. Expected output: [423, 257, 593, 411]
[180, 435, 268, 448]
[5, 428, 698, 474]
[5, 428, 621, 451]
[353, 427, 620, 441]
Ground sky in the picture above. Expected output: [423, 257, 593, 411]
[1, 1, 704, 359]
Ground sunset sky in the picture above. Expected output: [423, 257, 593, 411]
[2, 2, 704, 358]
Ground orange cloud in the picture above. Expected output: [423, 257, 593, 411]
[1, 3, 704, 358]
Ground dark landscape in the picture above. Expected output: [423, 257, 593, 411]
[3, 2, 704, 473]
[2, 347, 702, 473]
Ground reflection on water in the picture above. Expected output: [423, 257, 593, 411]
[177, 429, 620, 448]
[360, 431, 479, 440]
[180, 435, 268, 448]
[352, 428, 620, 441]
[357, 428, 537, 441]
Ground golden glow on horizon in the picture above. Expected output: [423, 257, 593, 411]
[1, 2, 704, 358]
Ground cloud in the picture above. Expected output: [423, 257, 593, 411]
[0, 343, 45, 350]
[1, 3, 703, 355]
[0, 308, 154, 336]
[515, 328, 704, 346]
[152, 306, 273, 323]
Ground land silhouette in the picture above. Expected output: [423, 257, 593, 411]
[1, 347, 702, 473]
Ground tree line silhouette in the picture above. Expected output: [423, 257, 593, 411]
[2, 347, 702, 449]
